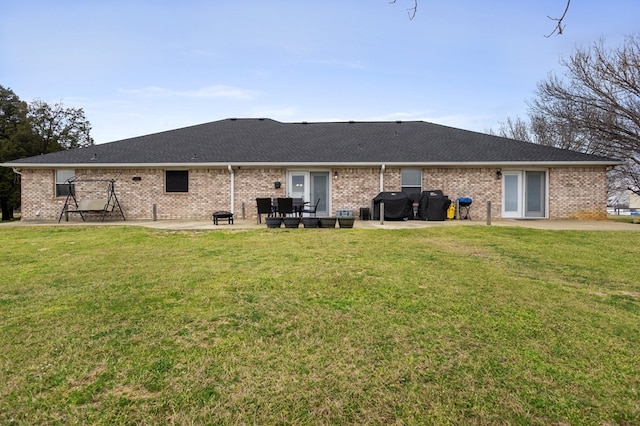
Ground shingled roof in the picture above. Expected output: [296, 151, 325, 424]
[5, 118, 618, 167]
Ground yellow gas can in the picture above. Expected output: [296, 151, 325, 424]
[447, 203, 455, 219]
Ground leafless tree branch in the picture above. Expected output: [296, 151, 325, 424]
[389, 1, 572, 36]
[545, 0, 571, 37]
[389, 0, 417, 20]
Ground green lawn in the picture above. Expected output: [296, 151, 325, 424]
[609, 214, 640, 224]
[1, 225, 639, 425]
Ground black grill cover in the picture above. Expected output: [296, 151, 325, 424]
[372, 192, 414, 220]
[418, 190, 451, 221]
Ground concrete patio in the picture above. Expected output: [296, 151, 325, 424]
[3, 217, 639, 231]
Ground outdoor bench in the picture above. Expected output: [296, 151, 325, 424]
[72, 199, 112, 213]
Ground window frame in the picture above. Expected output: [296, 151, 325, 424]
[55, 169, 75, 198]
[165, 170, 189, 193]
[401, 168, 422, 202]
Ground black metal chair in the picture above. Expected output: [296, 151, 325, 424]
[256, 198, 273, 224]
[292, 198, 305, 217]
[301, 198, 321, 217]
[276, 197, 295, 217]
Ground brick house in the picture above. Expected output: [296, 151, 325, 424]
[2, 118, 619, 221]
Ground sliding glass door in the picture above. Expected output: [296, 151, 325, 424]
[502, 170, 547, 218]
[525, 171, 546, 217]
[503, 172, 522, 218]
[288, 171, 330, 217]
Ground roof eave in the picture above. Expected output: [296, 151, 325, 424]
[3, 160, 622, 169]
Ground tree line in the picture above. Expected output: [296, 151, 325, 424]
[0, 86, 94, 220]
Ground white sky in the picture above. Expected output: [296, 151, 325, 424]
[2, 0, 639, 144]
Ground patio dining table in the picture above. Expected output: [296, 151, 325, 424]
[272, 197, 307, 217]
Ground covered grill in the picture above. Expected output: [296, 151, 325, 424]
[372, 192, 414, 220]
[417, 190, 451, 221]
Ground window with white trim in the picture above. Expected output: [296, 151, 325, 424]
[165, 170, 189, 193]
[55, 169, 75, 197]
[401, 168, 422, 203]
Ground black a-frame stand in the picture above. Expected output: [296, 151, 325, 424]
[58, 178, 126, 222]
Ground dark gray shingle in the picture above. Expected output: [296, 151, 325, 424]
[6, 118, 618, 165]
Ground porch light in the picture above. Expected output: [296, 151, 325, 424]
[334, 171, 339, 179]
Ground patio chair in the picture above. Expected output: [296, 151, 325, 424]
[292, 198, 305, 217]
[256, 198, 273, 224]
[301, 198, 321, 217]
[276, 197, 295, 217]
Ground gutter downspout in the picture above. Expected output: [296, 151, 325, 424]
[379, 164, 385, 192]
[228, 165, 235, 213]
[12, 167, 22, 176]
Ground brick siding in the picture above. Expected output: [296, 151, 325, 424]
[549, 167, 608, 220]
[18, 165, 608, 221]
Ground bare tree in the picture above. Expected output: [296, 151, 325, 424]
[529, 35, 640, 195]
[494, 117, 534, 142]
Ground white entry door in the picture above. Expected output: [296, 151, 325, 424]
[288, 171, 330, 216]
[502, 170, 547, 218]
